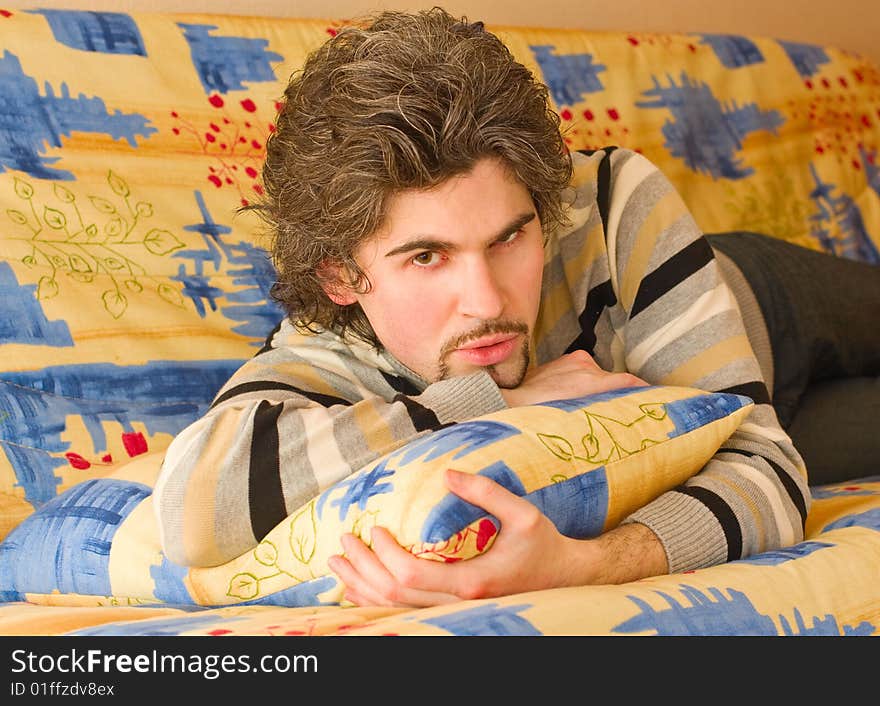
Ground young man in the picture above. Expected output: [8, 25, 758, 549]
[153, 8, 813, 606]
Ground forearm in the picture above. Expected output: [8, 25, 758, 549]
[564, 522, 669, 586]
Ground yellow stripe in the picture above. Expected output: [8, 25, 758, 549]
[353, 398, 397, 456]
[620, 190, 687, 312]
[181, 412, 240, 564]
[659, 334, 754, 387]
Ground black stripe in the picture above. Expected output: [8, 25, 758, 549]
[630, 237, 715, 317]
[673, 485, 742, 561]
[705, 448, 809, 531]
[595, 146, 617, 236]
[565, 279, 616, 355]
[716, 381, 771, 405]
[381, 371, 421, 396]
[248, 400, 287, 542]
[210, 381, 351, 410]
[393, 394, 443, 432]
[766, 458, 809, 529]
[255, 319, 283, 356]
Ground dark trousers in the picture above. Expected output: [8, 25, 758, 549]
[706, 231, 880, 485]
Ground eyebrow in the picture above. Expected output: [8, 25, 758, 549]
[383, 211, 537, 258]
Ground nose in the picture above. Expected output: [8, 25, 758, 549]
[457, 255, 505, 320]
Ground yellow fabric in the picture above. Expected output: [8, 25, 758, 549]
[2, 477, 877, 636]
[0, 385, 752, 609]
[1, 8, 878, 636]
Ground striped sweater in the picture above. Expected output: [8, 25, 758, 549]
[154, 147, 811, 570]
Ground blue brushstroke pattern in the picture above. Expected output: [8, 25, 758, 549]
[536, 385, 649, 410]
[613, 584, 874, 635]
[0, 50, 156, 179]
[530, 45, 606, 106]
[0, 261, 73, 347]
[809, 163, 880, 263]
[234, 575, 338, 608]
[421, 459, 610, 543]
[0, 359, 242, 508]
[420, 603, 540, 636]
[822, 507, 880, 533]
[736, 540, 832, 565]
[0, 478, 150, 597]
[663, 393, 752, 437]
[317, 460, 395, 522]
[391, 420, 521, 466]
[421, 460, 519, 542]
[173, 191, 285, 345]
[636, 71, 784, 179]
[538, 387, 751, 437]
[149, 556, 191, 605]
[778, 40, 830, 77]
[699, 34, 764, 68]
[67, 611, 245, 637]
[177, 23, 283, 95]
[28, 10, 146, 55]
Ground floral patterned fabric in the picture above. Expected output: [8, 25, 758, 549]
[0, 8, 878, 635]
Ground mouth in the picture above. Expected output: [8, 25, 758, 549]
[454, 333, 520, 367]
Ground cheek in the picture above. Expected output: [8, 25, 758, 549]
[362, 285, 447, 341]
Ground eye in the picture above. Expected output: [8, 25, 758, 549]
[494, 230, 520, 247]
[411, 251, 441, 267]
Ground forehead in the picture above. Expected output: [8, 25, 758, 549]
[372, 157, 535, 244]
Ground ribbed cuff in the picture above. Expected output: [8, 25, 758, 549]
[416, 371, 507, 424]
[622, 491, 729, 574]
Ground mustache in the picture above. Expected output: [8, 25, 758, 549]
[438, 319, 529, 361]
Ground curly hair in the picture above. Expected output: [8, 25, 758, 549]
[250, 6, 572, 346]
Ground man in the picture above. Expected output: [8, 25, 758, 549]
[153, 8, 811, 606]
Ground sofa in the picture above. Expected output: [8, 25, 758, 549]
[0, 7, 878, 637]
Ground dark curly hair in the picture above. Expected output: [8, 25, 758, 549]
[249, 6, 572, 346]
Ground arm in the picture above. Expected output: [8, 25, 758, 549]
[328, 469, 668, 607]
[603, 148, 811, 571]
[153, 323, 507, 567]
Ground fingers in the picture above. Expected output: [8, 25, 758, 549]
[444, 469, 539, 532]
[328, 530, 460, 608]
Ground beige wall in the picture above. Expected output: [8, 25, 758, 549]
[5, 0, 879, 64]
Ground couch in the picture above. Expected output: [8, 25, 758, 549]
[0, 7, 878, 637]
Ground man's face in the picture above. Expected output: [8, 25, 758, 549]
[327, 157, 545, 387]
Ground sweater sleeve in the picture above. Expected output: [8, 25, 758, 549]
[153, 333, 507, 567]
[604, 149, 811, 572]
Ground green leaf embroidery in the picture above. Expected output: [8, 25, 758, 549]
[6, 209, 28, 225]
[157, 282, 184, 306]
[89, 196, 116, 214]
[226, 572, 259, 600]
[537, 433, 574, 461]
[37, 276, 59, 299]
[54, 183, 76, 203]
[102, 289, 128, 319]
[43, 206, 67, 230]
[143, 228, 184, 255]
[107, 170, 130, 197]
[289, 502, 317, 565]
[14, 177, 33, 200]
[254, 541, 278, 567]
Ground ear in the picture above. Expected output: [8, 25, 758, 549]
[317, 261, 358, 306]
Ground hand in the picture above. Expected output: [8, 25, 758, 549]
[326, 468, 668, 608]
[500, 350, 648, 408]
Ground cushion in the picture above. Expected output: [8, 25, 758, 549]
[0, 384, 752, 607]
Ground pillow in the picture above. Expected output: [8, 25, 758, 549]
[0, 385, 752, 608]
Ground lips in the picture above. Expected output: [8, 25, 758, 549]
[454, 334, 519, 366]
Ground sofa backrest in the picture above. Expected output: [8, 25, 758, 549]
[0, 9, 878, 538]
